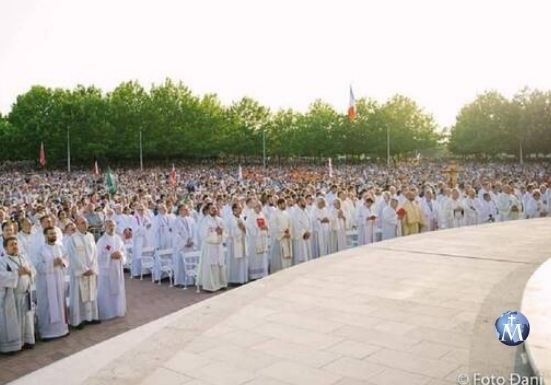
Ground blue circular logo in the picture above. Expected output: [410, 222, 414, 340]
[495, 311, 530, 346]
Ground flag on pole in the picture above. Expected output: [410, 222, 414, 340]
[237, 165, 243, 181]
[348, 85, 356, 121]
[93, 159, 99, 176]
[169, 164, 177, 186]
[105, 167, 117, 195]
[39, 142, 46, 167]
[328, 158, 333, 178]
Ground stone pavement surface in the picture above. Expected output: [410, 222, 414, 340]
[0, 274, 219, 385]
[522, 255, 551, 382]
[10, 219, 551, 385]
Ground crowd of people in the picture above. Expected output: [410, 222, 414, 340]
[0, 161, 550, 354]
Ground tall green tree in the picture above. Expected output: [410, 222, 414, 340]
[107, 81, 148, 161]
[225, 97, 270, 159]
[448, 91, 511, 156]
[380, 95, 439, 158]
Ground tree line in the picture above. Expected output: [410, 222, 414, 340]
[448, 88, 551, 158]
[0, 79, 439, 167]
[0, 80, 549, 167]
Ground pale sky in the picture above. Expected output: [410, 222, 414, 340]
[1, 0, 551, 128]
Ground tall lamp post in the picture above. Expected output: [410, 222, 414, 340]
[262, 125, 266, 169]
[67, 125, 71, 173]
[139, 126, 143, 171]
[386, 126, 391, 167]
[517, 104, 524, 165]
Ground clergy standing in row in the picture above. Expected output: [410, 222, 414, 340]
[291, 197, 313, 265]
[173, 204, 198, 286]
[197, 203, 227, 292]
[329, 198, 348, 253]
[96, 220, 127, 321]
[381, 198, 400, 240]
[154, 204, 173, 250]
[131, 205, 153, 278]
[357, 196, 377, 245]
[0, 237, 35, 353]
[245, 203, 269, 279]
[311, 197, 331, 257]
[35, 227, 69, 340]
[66, 217, 100, 328]
[226, 203, 248, 284]
[269, 198, 293, 273]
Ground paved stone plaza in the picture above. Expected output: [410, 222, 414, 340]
[0, 275, 220, 385]
[10, 219, 551, 385]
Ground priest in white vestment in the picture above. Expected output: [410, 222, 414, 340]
[130, 205, 153, 278]
[226, 203, 248, 284]
[97, 220, 127, 320]
[329, 198, 347, 253]
[356, 196, 377, 245]
[29, 215, 63, 264]
[291, 197, 313, 265]
[437, 188, 454, 229]
[66, 217, 100, 327]
[525, 190, 545, 219]
[381, 199, 400, 241]
[478, 193, 498, 223]
[197, 204, 228, 292]
[172, 204, 198, 286]
[0, 237, 35, 353]
[154, 205, 173, 250]
[311, 197, 331, 257]
[463, 189, 480, 226]
[269, 199, 293, 273]
[420, 190, 438, 232]
[450, 189, 465, 228]
[245, 203, 269, 279]
[16, 218, 33, 259]
[36, 227, 69, 340]
[113, 205, 130, 238]
[496, 186, 521, 221]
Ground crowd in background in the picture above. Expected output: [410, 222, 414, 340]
[0, 161, 549, 354]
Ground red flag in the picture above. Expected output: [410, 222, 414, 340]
[348, 85, 356, 121]
[169, 164, 177, 186]
[39, 142, 46, 167]
[94, 160, 99, 176]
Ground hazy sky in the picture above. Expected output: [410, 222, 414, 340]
[1, 0, 551, 127]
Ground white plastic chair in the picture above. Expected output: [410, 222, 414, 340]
[140, 247, 155, 281]
[124, 244, 133, 275]
[182, 250, 200, 292]
[346, 229, 359, 248]
[155, 248, 174, 287]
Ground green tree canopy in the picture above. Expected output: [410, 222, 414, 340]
[2, 79, 446, 166]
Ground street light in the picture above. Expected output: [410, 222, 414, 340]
[386, 126, 391, 167]
[139, 126, 143, 171]
[67, 125, 71, 173]
[262, 126, 266, 169]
